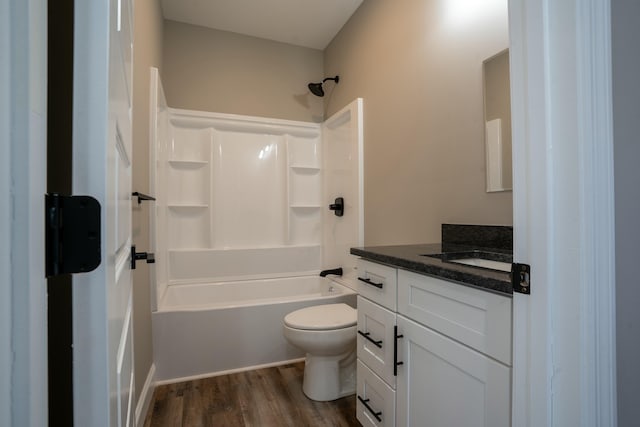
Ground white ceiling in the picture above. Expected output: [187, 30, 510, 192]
[161, 0, 364, 50]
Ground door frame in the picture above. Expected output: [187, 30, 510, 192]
[510, 0, 617, 425]
[0, 0, 12, 423]
[0, 0, 619, 424]
[0, 0, 49, 425]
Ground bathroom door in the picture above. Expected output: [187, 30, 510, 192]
[71, 0, 135, 425]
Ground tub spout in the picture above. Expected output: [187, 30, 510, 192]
[319, 267, 343, 277]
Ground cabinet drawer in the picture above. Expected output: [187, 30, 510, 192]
[397, 269, 512, 365]
[356, 259, 397, 310]
[357, 360, 396, 427]
[357, 296, 397, 388]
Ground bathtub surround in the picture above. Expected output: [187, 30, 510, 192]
[149, 70, 364, 382]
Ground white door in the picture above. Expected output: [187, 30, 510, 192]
[72, 0, 135, 425]
[396, 316, 511, 427]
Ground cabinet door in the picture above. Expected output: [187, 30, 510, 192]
[357, 296, 397, 387]
[396, 316, 511, 427]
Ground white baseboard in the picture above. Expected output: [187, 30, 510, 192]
[135, 363, 156, 426]
[155, 357, 305, 386]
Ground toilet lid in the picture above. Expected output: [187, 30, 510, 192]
[284, 303, 357, 330]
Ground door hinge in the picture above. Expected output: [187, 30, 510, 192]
[511, 263, 530, 294]
[45, 193, 101, 277]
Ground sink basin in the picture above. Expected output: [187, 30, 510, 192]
[447, 258, 511, 272]
[421, 250, 512, 273]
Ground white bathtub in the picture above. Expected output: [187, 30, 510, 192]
[152, 276, 357, 382]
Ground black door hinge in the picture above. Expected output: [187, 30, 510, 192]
[45, 193, 101, 277]
[512, 263, 530, 294]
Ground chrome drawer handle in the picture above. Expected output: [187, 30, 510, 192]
[357, 395, 382, 422]
[358, 276, 384, 289]
[357, 330, 383, 348]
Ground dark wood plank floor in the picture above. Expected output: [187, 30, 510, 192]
[143, 362, 361, 427]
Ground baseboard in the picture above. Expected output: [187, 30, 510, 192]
[155, 357, 305, 386]
[135, 363, 156, 426]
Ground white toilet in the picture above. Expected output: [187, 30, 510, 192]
[283, 303, 357, 401]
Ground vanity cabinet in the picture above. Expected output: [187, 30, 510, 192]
[356, 259, 398, 427]
[355, 258, 513, 427]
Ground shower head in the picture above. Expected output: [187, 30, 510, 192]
[308, 76, 340, 97]
[308, 82, 325, 97]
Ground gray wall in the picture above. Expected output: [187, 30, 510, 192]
[612, 0, 640, 424]
[132, 0, 163, 406]
[162, 20, 324, 122]
[324, 0, 513, 245]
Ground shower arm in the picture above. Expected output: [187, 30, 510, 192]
[323, 76, 340, 84]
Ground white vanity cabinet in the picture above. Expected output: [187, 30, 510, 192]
[356, 259, 398, 427]
[396, 270, 512, 427]
[355, 257, 513, 427]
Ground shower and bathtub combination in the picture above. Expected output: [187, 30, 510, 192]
[148, 68, 364, 395]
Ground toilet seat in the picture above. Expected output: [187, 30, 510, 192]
[284, 303, 356, 330]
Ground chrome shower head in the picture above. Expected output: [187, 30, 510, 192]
[307, 76, 340, 97]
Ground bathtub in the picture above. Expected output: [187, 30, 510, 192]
[152, 275, 357, 383]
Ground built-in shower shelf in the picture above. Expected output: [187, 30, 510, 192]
[290, 165, 320, 172]
[168, 159, 209, 166]
[290, 205, 322, 209]
[168, 204, 209, 209]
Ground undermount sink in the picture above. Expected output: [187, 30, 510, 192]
[447, 258, 512, 272]
[421, 250, 512, 273]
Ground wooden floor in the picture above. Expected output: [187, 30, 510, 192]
[143, 362, 361, 427]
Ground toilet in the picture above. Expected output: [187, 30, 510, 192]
[283, 303, 357, 401]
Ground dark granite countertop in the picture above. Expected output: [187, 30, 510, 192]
[350, 243, 513, 296]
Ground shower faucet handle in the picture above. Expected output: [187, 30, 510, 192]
[329, 197, 344, 217]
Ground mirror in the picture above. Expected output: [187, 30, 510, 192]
[483, 49, 512, 192]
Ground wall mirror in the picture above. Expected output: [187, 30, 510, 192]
[483, 49, 512, 192]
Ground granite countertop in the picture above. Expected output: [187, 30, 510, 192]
[350, 243, 513, 296]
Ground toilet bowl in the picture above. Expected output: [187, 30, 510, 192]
[283, 303, 357, 401]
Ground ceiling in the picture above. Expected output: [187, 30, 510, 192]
[161, 0, 364, 50]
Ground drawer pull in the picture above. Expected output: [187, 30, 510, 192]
[358, 276, 384, 289]
[394, 325, 404, 376]
[357, 395, 382, 422]
[357, 330, 383, 348]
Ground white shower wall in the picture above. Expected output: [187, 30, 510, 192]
[149, 68, 363, 308]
